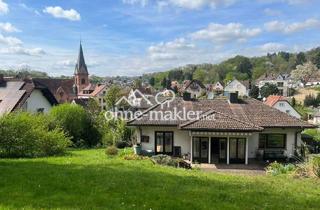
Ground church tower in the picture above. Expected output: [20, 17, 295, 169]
[74, 42, 89, 94]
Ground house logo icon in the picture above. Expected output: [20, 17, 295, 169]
[116, 89, 153, 107]
[116, 89, 175, 108]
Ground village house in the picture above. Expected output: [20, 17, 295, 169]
[264, 95, 301, 119]
[128, 95, 314, 165]
[224, 79, 250, 96]
[206, 82, 224, 99]
[181, 80, 206, 99]
[0, 76, 58, 115]
[257, 73, 290, 96]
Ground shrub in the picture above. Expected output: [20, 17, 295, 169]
[151, 155, 178, 167]
[266, 162, 296, 176]
[50, 104, 100, 147]
[123, 154, 146, 160]
[311, 156, 320, 178]
[293, 156, 320, 178]
[0, 112, 71, 158]
[118, 148, 134, 157]
[105, 146, 118, 156]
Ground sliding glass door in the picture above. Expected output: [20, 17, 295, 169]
[229, 138, 246, 163]
[193, 137, 209, 163]
[155, 132, 173, 155]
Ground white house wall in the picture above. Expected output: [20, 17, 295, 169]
[224, 80, 248, 96]
[248, 128, 301, 158]
[137, 126, 302, 160]
[138, 126, 190, 155]
[24, 89, 53, 113]
[273, 101, 301, 119]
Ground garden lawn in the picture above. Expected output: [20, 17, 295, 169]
[0, 149, 319, 210]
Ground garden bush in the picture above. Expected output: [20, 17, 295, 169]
[266, 162, 296, 176]
[105, 146, 118, 156]
[49, 104, 100, 147]
[294, 156, 320, 178]
[311, 156, 320, 178]
[0, 112, 71, 158]
[151, 155, 191, 169]
[151, 155, 178, 167]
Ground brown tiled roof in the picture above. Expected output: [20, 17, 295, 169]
[264, 95, 287, 107]
[33, 78, 76, 103]
[0, 78, 58, 114]
[180, 110, 263, 131]
[90, 84, 108, 97]
[128, 97, 314, 130]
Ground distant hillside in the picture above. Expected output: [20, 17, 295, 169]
[143, 47, 320, 89]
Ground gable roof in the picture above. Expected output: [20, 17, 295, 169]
[0, 79, 58, 115]
[128, 97, 314, 130]
[264, 95, 287, 107]
[33, 78, 76, 103]
[183, 80, 206, 91]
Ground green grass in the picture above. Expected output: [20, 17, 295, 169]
[0, 149, 319, 210]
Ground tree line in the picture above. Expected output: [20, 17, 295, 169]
[143, 47, 320, 89]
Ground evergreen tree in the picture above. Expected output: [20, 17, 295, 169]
[260, 84, 279, 98]
[249, 85, 260, 99]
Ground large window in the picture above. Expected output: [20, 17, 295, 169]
[259, 134, 286, 149]
[155, 132, 173, 155]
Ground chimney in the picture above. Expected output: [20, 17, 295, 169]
[183, 92, 191, 101]
[229, 92, 239, 103]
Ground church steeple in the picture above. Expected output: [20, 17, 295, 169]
[74, 42, 89, 94]
[74, 42, 88, 75]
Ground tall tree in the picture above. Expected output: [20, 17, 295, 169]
[296, 52, 307, 66]
[249, 85, 260, 99]
[260, 83, 279, 98]
[149, 77, 155, 86]
[311, 51, 320, 69]
[193, 69, 207, 82]
[105, 85, 121, 111]
[291, 61, 319, 85]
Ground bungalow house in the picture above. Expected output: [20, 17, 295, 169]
[0, 76, 58, 115]
[264, 95, 301, 119]
[128, 95, 314, 165]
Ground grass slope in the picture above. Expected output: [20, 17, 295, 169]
[0, 149, 319, 210]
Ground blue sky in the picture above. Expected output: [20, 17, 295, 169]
[0, 0, 319, 76]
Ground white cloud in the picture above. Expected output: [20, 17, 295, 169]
[19, 3, 41, 16]
[58, 59, 76, 67]
[43, 6, 81, 21]
[0, 0, 8, 14]
[0, 47, 46, 56]
[148, 38, 195, 61]
[0, 34, 22, 46]
[258, 42, 287, 53]
[259, 0, 311, 5]
[263, 8, 282, 16]
[123, 0, 237, 9]
[123, 0, 149, 7]
[0, 23, 20, 33]
[191, 23, 261, 43]
[265, 18, 320, 34]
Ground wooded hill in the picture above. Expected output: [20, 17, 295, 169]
[143, 47, 320, 89]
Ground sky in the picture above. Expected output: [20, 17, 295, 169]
[0, 0, 320, 77]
